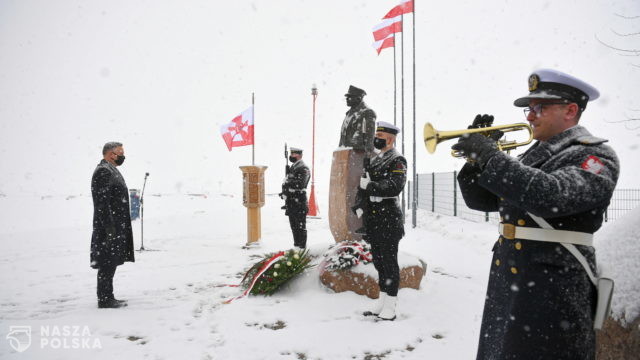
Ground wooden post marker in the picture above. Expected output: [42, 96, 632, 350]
[240, 165, 268, 245]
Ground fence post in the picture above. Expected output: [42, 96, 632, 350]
[407, 181, 411, 210]
[416, 174, 419, 209]
[453, 171, 457, 217]
[604, 208, 608, 223]
[485, 212, 489, 222]
[431, 172, 435, 212]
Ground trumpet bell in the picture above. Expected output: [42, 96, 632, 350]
[423, 123, 438, 154]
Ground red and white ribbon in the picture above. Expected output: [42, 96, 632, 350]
[222, 251, 286, 304]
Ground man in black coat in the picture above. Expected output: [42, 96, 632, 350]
[281, 147, 311, 249]
[355, 121, 407, 321]
[90, 142, 135, 309]
[451, 69, 619, 359]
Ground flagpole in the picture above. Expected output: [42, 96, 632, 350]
[400, 13, 405, 216]
[252, 92, 255, 165]
[393, 33, 397, 127]
[411, 2, 417, 228]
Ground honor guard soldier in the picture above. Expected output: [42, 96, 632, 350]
[339, 85, 377, 155]
[355, 121, 407, 321]
[452, 69, 619, 359]
[281, 147, 311, 249]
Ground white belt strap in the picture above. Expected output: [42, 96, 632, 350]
[369, 196, 396, 202]
[498, 224, 593, 247]
[526, 212, 612, 330]
[526, 213, 596, 285]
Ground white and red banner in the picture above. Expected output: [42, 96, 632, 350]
[372, 15, 402, 42]
[383, 0, 414, 19]
[373, 33, 395, 55]
[220, 106, 254, 151]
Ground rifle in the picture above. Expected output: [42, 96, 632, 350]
[279, 143, 289, 209]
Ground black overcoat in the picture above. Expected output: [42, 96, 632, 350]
[90, 160, 135, 269]
[359, 148, 407, 239]
[284, 160, 310, 216]
[457, 126, 619, 360]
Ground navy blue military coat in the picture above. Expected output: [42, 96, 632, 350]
[90, 160, 135, 269]
[458, 125, 619, 360]
[283, 160, 310, 216]
[360, 148, 407, 239]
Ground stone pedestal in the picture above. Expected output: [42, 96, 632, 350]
[328, 148, 365, 243]
[320, 253, 427, 299]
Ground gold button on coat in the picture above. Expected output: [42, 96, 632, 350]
[511, 267, 518, 274]
[495, 259, 501, 266]
[515, 242, 522, 250]
[517, 219, 526, 226]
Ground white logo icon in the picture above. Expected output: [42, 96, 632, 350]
[6, 326, 32, 353]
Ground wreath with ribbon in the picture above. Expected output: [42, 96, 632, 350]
[321, 240, 372, 272]
[223, 249, 313, 303]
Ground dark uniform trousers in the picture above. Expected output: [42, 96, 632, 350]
[97, 265, 117, 301]
[356, 148, 407, 297]
[288, 212, 307, 248]
[369, 232, 401, 296]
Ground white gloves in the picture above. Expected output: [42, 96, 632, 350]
[359, 173, 370, 190]
[355, 208, 363, 218]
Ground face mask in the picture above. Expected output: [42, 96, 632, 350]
[289, 156, 297, 163]
[373, 138, 387, 150]
[114, 155, 125, 166]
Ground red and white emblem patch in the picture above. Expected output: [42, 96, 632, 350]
[581, 155, 605, 175]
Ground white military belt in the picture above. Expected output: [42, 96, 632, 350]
[369, 196, 396, 203]
[498, 223, 593, 247]
[287, 189, 306, 193]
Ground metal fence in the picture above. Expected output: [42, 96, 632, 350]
[412, 172, 639, 224]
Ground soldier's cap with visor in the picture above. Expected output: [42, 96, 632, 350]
[290, 147, 303, 154]
[345, 85, 367, 97]
[513, 69, 600, 111]
[376, 121, 400, 135]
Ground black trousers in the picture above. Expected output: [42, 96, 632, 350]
[369, 234, 401, 296]
[97, 265, 118, 302]
[288, 213, 307, 248]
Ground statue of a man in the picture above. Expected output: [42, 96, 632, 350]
[339, 85, 376, 155]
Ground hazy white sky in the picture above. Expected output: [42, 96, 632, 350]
[0, 0, 638, 201]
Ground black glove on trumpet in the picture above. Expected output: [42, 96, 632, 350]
[451, 114, 503, 168]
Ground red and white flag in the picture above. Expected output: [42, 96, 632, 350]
[372, 15, 402, 42]
[220, 106, 254, 151]
[372, 33, 395, 55]
[383, 0, 414, 19]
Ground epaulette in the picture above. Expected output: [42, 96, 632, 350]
[574, 135, 608, 146]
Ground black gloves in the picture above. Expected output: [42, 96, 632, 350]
[451, 114, 502, 168]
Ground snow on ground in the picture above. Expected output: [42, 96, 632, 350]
[595, 206, 640, 325]
[1, 193, 497, 359]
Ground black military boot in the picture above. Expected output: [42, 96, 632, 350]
[98, 298, 128, 309]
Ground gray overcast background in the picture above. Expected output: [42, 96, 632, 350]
[1, 0, 638, 208]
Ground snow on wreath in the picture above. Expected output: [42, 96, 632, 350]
[222, 249, 313, 303]
[321, 240, 372, 272]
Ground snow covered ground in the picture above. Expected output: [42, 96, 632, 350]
[1, 193, 636, 359]
[1, 193, 496, 359]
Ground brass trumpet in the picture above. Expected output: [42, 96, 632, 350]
[423, 122, 533, 157]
